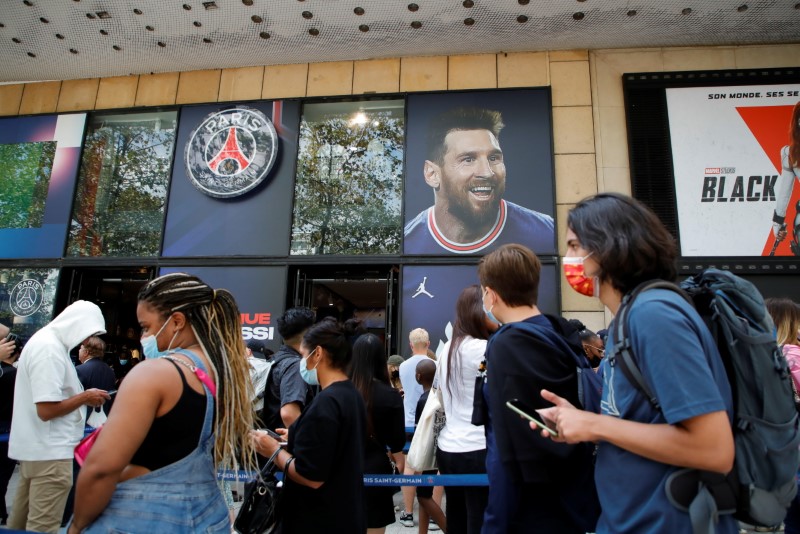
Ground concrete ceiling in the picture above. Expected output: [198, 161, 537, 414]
[1, 0, 799, 83]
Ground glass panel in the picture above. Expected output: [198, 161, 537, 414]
[0, 141, 56, 229]
[0, 268, 60, 342]
[290, 100, 404, 255]
[67, 111, 178, 257]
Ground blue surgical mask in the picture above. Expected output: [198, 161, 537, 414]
[140, 314, 177, 359]
[119, 359, 129, 366]
[299, 348, 320, 386]
[482, 288, 502, 326]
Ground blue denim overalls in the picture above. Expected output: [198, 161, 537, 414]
[82, 349, 229, 533]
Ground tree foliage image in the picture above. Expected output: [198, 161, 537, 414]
[290, 110, 404, 255]
[0, 141, 56, 229]
[67, 115, 177, 257]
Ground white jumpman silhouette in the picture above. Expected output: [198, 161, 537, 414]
[412, 276, 434, 299]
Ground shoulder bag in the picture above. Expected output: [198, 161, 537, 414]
[406, 387, 445, 471]
[234, 449, 282, 534]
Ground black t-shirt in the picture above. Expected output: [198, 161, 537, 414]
[364, 381, 405, 473]
[260, 345, 314, 430]
[281, 380, 366, 533]
[415, 389, 430, 425]
[0, 363, 17, 430]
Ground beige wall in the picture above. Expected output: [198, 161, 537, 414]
[1, 43, 797, 325]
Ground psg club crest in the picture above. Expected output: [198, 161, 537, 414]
[9, 279, 43, 317]
[185, 107, 279, 198]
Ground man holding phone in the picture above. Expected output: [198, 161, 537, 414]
[478, 244, 594, 533]
[538, 194, 735, 534]
[8, 301, 111, 534]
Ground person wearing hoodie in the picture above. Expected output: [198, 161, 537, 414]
[7, 300, 111, 534]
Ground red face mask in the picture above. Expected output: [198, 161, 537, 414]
[563, 255, 599, 298]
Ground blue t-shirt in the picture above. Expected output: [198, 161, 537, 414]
[403, 200, 554, 255]
[598, 289, 737, 534]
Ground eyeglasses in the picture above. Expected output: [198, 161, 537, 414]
[583, 344, 604, 356]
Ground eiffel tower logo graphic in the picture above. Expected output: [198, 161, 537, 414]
[207, 127, 252, 175]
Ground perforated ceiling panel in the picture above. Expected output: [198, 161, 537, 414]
[1, 0, 798, 83]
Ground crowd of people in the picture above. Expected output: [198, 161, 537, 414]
[0, 193, 798, 533]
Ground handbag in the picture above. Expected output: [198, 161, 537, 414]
[234, 450, 282, 534]
[470, 359, 488, 426]
[74, 427, 101, 467]
[406, 387, 445, 471]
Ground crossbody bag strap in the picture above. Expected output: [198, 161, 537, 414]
[611, 280, 693, 412]
[163, 349, 217, 398]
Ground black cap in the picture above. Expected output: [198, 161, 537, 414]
[246, 339, 268, 356]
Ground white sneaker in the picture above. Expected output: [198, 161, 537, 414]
[399, 512, 414, 527]
[429, 518, 441, 531]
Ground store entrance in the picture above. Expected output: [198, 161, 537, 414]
[56, 266, 155, 355]
[291, 265, 399, 355]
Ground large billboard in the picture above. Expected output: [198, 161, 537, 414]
[0, 114, 86, 259]
[403, 89, 556, 256]
[666, 84, 800, 257]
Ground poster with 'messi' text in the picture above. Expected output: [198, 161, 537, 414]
[666, 84, 800, 257]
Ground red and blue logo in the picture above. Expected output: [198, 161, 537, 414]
[185, 106, 278, 198]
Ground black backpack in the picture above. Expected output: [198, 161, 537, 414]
[611, 269, 800, 533]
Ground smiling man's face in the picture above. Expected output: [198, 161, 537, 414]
[435, 128, 506, 228]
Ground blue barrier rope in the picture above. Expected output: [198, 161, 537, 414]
[217, 470, 488, 486]
[1, 432, 486, 486]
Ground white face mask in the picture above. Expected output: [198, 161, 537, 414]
[140, 314, 177, 359]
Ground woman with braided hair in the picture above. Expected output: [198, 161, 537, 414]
[69, 273, 257, 533]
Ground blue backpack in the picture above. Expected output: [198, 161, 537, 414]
[611, 269, 800, 533]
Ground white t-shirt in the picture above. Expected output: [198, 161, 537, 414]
[10, 337, 86, 461]
[248, 356, 272, 411]
[399, 354, 428, 427]
[437, 337, 487, 453]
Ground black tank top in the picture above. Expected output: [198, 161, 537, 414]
[130, 359, 208, 471]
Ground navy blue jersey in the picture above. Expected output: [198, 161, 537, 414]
[404, 200, 555, 255]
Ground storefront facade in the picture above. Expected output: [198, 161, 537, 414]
[1, 44, 799, 354]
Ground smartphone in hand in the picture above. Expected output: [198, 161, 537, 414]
[263, 428, 283, 441]
[506, 399, 558, 436]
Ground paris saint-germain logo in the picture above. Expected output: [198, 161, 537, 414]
[185, 106, 279, 198]
[9, 279, 44, 317]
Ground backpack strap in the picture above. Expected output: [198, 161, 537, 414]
[498, 319, 597, 410]
[501, 320, 589, 370]
[611, 280, 693, 412]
